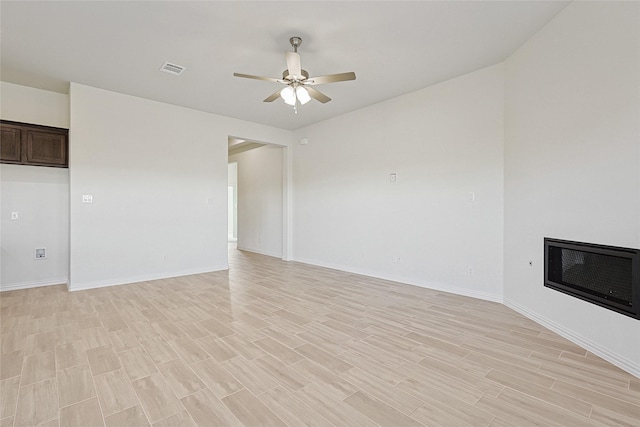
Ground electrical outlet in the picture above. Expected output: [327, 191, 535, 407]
[82, 195, 93, 203]
[468, 266, 474, 276]
[11, 211, 18, 220]
[35, 248, 46, 259]
[392, 256, 401, 264]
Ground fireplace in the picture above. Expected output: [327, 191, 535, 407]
[544, 238, 640, 319]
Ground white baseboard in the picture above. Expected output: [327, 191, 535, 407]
[293, 257, 503, 303]
[67, 264, 228, 292]
[236, 246, 283, 259]
[504, 298, 640, 379]
[0, 277, 68, 292]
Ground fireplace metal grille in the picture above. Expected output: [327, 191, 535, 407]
[544, 238, 639, 319]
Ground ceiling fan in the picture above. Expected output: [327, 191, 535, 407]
[233, 36, 356, 112]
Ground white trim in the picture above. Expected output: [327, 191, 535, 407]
[293, 257, 503, 303]
[67, 265, 228, 292]
[283, 145, 294, 261]
[0, 277, 68, 292]
[504, 298, 640, 379]
[236, 246, 283, 259]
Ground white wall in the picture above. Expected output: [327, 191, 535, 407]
[69, 83, 290, 290]
[1, 165, 69, 289]
[504, 1, 640, 376]
[230, 145, 283, 258]
[292, 64, 505, 301]
[0, 82, 69, 128]
[0, 82, 70, 290]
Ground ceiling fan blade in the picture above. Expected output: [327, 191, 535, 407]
[285, 51, 302, 78]
[233, 72, 281, 83]
[306, 72, 356, 85]
[306, 87, 331, 103]
[263, 89, 282, 102]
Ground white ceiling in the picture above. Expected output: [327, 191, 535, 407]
[0, 1, 569, 131]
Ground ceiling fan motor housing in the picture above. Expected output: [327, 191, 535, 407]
[283, 69, 309, 81]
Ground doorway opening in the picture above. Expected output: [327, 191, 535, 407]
[228, 136, 288, 259]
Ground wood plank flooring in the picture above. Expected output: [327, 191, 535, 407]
[1, 247, 638, 426]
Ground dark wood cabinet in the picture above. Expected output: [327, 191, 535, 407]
[0, 120, 68, 167]
[0, 124, 22, 163]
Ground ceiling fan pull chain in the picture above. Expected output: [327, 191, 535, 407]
[293, 84, 299, 113]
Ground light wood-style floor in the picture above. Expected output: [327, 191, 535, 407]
[1, 247, 639, 427]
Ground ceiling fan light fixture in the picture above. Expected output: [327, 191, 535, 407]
[234, 36, 355, 109]
[280, 86, 296, 105]
[296, 87, 311, 105]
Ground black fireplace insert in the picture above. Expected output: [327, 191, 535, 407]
[544, 238, 640, 320]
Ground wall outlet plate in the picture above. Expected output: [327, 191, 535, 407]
[35, 248, 46, 259]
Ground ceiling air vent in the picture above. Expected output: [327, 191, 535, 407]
[160, 62, 186, 76]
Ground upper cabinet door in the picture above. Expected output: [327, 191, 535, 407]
[0, 121, 68, 168]
[26, 129, 68, 166]
[0, 124, 23, 164]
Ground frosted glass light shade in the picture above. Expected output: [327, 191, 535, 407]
[280, 86, 296, 105]
[296, 87, 311, 105]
